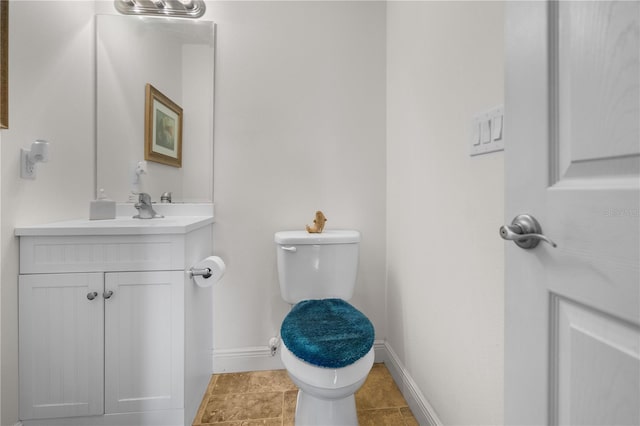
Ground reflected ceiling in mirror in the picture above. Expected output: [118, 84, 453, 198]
[96, 14, 214, 203]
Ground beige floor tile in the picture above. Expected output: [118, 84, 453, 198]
[355, 364, 408, 410]
[211, 370, 296, 396]
[195, 364, 412, 426]
[247, 370, 297, 393]
[201, 392, 283, 423]
[205, 375, 219, 395]
[357, 408, 405, 425]
[400, 406, 420, 426]
[282, 390, 298, 426]
[193, 394, 212, 425]
[211, 372, 254, 395]
[199, 420, 282, 426]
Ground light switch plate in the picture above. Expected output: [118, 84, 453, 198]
[470, 105, 504, 156]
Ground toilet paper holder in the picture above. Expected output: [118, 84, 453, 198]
[189, 255, 226, 287]
[189, 267, 212, 279]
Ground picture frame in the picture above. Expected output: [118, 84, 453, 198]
[0, 0, 8, 129]
[144, 83, 182, 167]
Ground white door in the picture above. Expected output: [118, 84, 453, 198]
[104, 271, 184, 414]
[18, 273, 104, 420]
[505, 1, 639, 425]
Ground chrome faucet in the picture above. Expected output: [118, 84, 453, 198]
[133, 193, 163, 219]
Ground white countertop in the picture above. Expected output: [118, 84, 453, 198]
[15, 203, 214, 236]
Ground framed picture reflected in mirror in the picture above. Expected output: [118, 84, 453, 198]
[144, 83, 182, 167]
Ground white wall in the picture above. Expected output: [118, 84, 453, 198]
[1, 2, 96, 424]
[207, 1, 387, 357]
[386, 2, 505, 425]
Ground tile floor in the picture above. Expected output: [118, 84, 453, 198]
[193, 363, 419, 426]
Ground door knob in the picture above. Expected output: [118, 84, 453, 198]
[103, 290, 114, 299]
[87, 291, 98, 301]
[500, 214, 557, 249]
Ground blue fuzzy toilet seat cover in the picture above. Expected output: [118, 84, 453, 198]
[280, 298, 375, 369]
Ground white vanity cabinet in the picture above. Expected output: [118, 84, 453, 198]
[19, 272, 105, 419]
[104, 270, 184, 416]
[16, 213, 214, 426]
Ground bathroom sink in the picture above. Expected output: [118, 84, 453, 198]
[14, 204, 214, 236]
[84, 217, 179, 226]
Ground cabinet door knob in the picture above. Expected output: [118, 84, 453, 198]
[87, 291, 98, 301]
[103, 290, 114, 299]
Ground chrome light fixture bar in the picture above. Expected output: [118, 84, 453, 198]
[114, 0, 206, 18]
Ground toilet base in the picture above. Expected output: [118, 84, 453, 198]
[295, 390, 358, 426]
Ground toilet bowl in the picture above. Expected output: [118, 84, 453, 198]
[279, 298, 374, 425]
[275, 230, 374, 425]
[281, 342, 374, 425]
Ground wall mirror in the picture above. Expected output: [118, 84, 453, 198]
[96, 14, 214, 203]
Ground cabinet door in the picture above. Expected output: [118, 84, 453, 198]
[104, 271, 184, 414]
[19, 273, 104, 420]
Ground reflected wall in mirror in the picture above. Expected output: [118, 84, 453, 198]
[96, 15, 214, 203]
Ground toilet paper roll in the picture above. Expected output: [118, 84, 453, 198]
[190, 256, 226, 288]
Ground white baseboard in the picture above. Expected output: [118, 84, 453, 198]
[213, 346, 284, 373]
[212, 340, 441, 425]
[373, 340, 387, 363]
[213, 340, 388, 373]
[383, 342, 443, 426]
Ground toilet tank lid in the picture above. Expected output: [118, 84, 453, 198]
[274, 230, 360, 245]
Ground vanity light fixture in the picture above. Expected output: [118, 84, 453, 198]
[114, 0, 205, 18]
[180, 0, 195, 9]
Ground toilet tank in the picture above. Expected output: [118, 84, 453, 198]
[274, 230, 360, 304]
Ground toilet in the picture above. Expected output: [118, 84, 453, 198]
[275, 230, 375, 426]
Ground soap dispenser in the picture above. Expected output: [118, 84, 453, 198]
[89, 189, 116, 220]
